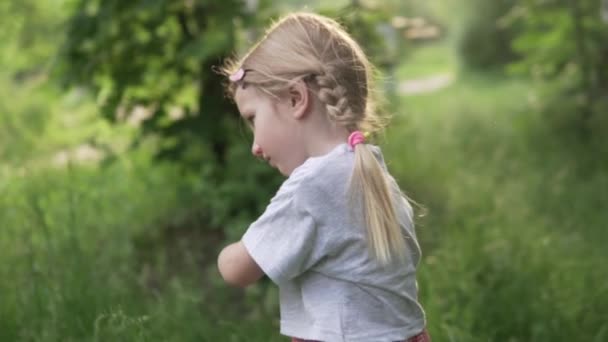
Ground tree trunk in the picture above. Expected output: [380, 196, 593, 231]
[569, 0, 595, 123]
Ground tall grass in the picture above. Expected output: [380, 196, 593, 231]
[0, 154, 282, 341]
[385, 44, 608, 341]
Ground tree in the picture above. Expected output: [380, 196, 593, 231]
[0, 1, 67, 163]
[62, 0, 249, 165]
[455, 0, 521, 69]
[61, 0, 283, 232]
[508, 0, 608, 129]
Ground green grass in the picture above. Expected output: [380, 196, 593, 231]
[385, 44, 608, 341]
[396, 39, 456, 79]
[0, 152, 284, 341]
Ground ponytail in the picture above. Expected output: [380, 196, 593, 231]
[349, 144, 406, 265]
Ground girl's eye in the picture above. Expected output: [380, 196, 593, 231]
[247, 116, 255, 127]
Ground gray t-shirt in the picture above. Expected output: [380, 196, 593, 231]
[242, 143, 426, 342]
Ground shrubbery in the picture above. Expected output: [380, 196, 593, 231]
[454, 0, 520, 69]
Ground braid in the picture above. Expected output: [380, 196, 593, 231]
[314, 72, 357, 130]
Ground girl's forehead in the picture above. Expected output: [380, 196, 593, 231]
[234, 86, 254, 110]
[234, 85, 250, 103]
[235, 86, 266, 113]
[235, 85, 260, 102]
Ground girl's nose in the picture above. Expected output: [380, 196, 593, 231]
[251, 143, 264, 157]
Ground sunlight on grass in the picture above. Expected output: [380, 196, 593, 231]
[396, 39, 456, 80]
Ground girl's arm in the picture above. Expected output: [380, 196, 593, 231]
[217, 241, 264, 288]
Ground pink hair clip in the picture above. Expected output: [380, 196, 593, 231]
[229, 68, 245, 82]
[348, 131, 368, 150]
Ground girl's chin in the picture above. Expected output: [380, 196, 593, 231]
[276, 164, 291, 177]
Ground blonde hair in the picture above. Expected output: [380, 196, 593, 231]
[221, 12, 407, 264]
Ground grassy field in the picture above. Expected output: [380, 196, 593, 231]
[385, 40, 608, 341]
[0, 153, 285, 341]
[1, 37, 607, 341]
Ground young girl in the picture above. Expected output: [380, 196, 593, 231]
[217, 12, 430, 342]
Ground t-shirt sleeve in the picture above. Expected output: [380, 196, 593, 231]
[241, 186, 325, 286]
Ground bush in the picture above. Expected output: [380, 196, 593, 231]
[455, 0, 520, 69]
[508, 0, 608, 134]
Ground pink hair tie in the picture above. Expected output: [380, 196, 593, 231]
[229, 68, 245, 82]
[348, 131, 367, 151]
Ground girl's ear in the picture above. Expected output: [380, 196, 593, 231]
[288, 79, 309, 119]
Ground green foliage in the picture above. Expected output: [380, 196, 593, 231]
[0, 1, 71, 163]
[0, 154, 284, 341]
[396, 39, 455, 79]
[454, 0, 520, 69]
[0, 1, 64, 74]
[60, 0, 284, 235]
[0, 80, 49, 162]
[385, 51, 608, 340]
[507, 0, 608, 129]
[61, 0, 242, 161]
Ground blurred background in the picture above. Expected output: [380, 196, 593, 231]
[1, 0, 607, 340]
